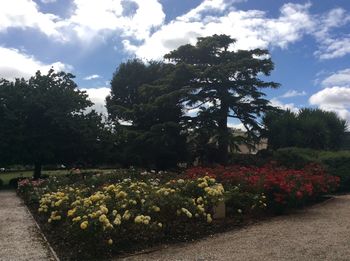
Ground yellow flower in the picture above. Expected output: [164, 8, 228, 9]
[206, 214, 212, 223]
[158, 222, 163, 228]
[67, 208, 76, 217]
[100, 205, 109, 214]
[181, 208, 192, 218]
[122, 210, 131, 220]
[116, 191, 127, 199]
[134, 215, 143, 224]
[107, 239, 113, 245]
[80, 221, 88, 230]
[99, 214, 108, 223]
[198, 182, 208, 188]
[152, 206, 160, 212]
[72, 216, 81, 222]
[113, 215, 122, 225]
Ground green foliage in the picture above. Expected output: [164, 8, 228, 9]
[165, 34, 279, 164]
[107, 59, 187, 169]
[0, 69, 106, 178]
[263, 108, 347, 150]
[274, 147, 350, 191]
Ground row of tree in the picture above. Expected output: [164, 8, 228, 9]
[0, 35, 347, 177]
[263, 109, 347, 150]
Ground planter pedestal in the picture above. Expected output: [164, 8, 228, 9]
[213, 201, 226, 219]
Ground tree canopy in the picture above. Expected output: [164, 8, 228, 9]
[263, 108, 347, 150]
[165, 34, 279, 164]
[106, 59, 187, 169]
[0, 69, 105, 178]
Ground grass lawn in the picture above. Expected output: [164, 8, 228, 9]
[0, 169, 114, 186]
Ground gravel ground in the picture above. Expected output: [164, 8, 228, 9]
[122, 195, 350, 261]
[0, 190, 55, 261]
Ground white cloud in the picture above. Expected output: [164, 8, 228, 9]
[270, 98, 299, 113]
[1, 0, 350, 62]
[309, 86, 350, 123]
[83, 74, 101, 80]
[0, 0, 165, 43]
[0, 46, 72, 80]
[321, 68, 350, 87]
[310, 87, 350, 108]
[0, 0, 63, 39]
[281, 89, 307, 98]
[81, 87, 111, 115]
[40, 0, 57, 3]
[62, 0, 165, 42]
[227, 122, 245, 130]
[315, 37, 350, 60]
[313, 8, 350, 60]
[126, 2, 316, 60]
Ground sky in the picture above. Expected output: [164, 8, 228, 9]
[1, 0, 350, 128]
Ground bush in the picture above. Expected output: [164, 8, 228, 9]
[273, 147, 318, 168]
[21, 175, 224, 258]
[186, 164, 339, 213]
[0, 178, 3, 188]
[318, 151, 350, 191]
[273, 148, 350, 191]
[9, 177, 26, 188]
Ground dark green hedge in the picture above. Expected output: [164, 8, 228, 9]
[274, 148, 350, 191]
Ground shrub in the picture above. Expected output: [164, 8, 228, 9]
[30, 176, 224, 257]
[273, 147, 318, 169]
[9, 177, 26, 188]
[186, 164, 339, 212]
[0, 178, 3, 188]
[273, 148, 350, 191]
[318, 151, 350, 191]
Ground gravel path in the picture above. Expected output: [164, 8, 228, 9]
[123, 195, 350, 261]
[0, 190, 56, 261]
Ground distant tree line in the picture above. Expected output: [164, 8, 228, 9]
[0, 35, 347, 178]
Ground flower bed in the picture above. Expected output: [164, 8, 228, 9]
[18, 173, 231, 259]
[186, 164, 339, 212]
[17, 165, 338, 259]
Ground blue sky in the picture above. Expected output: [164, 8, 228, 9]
[1, 0, 350, 127]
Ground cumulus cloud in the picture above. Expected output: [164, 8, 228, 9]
[83, 74, 101, 80]
[58, 0, 165, 43]
[0, 0, 165, 43]
[40, 0, 57, 3]
[81, 87, 111, 115]
[313, 8, 350, 60]
[126, 2, 316, 60]
[309, 86, 350, 123]
[0, 0, 63, 39]
[321, 68, 350, 87]
[0, 46, 72, 80]
[1, 0, 350, 61]
[311, 69, 350, 123]
[281, 90, 307, 98]
[269, 98, 299, 113]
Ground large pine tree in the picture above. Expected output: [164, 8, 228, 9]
[165, 34, 279, 164]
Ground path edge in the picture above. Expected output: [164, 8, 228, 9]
[19, 195, 60, 261]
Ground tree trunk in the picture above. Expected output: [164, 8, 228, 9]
[33, 162, 42, 179]
[218, 103, 229, 165]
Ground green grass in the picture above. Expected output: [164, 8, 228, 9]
[0, 169, 114, 186]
